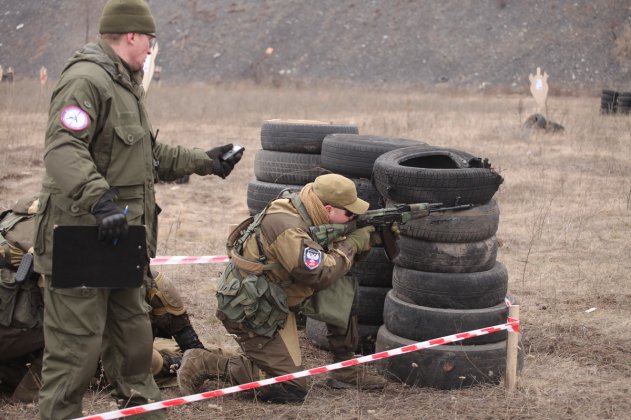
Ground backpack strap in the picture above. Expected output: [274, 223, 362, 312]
[227, 208, 280, 275]
[0, 232, 11, 269]
[282, 191, 315, 227]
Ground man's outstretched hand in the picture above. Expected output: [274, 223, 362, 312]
[206, 143, 243, 179]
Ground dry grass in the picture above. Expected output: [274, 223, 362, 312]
[1, 80, 630, 419]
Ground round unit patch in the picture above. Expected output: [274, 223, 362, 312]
[60, 106, 89, 131]
[303, 247, 322, 270]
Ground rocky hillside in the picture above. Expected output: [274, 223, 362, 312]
[1, 0, 630, 92]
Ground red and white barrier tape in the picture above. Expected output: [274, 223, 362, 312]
[74, 317, 520, 420]
[150, 255, 229, 265]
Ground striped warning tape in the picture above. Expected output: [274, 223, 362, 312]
[74, 317, 520, 420]
[150, 255, 229, 265]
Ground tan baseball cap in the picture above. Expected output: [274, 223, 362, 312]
[313, 174, 369, 215]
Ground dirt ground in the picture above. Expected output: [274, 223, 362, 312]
[0, 81, 630, 419]
[2, 0, 631, 90]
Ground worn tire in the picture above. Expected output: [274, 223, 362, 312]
[305, 317, 381, 355]
[394, 235, 497, 273]
[392, 262, 508, 309]
[321, 134, 429, 178]
[397, 198, 499, 242]
[352, 177, 383, 210]
[383, 290, 514, 345]
[246, 179, 303, 215]
[600, 89, 618, 114]
[372, 147, 504, 205]
[376, 325, 524, 389]
[618, 92, 631, 115]
[357, 285, 390, 325]
[254, 150, 326, 184]
[260, 119, 358, 154]
[351, 247, 394, 287]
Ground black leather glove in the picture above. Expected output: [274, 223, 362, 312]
[91, 188, 129, 242]
[206, 144, 240, 179]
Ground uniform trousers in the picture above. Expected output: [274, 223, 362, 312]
[39, 274, 164, 420]
[222, 312, 358, 394]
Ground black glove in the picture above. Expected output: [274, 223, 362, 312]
[206, 144, 240, 179]
[91, 188, 129, 242]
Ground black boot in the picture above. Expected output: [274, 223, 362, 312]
[258, 382, 307, 404]
[173, 325, 205, 351]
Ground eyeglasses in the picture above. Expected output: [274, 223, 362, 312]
[140, 33, 157, 49]
[344, 209, 356, 218]
[147, 34, 157, 49]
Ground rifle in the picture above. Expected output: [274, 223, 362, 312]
[309, 202, 474, 260]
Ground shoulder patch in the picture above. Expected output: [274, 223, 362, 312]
[303, 247, 323, 270]
[60, 106, 90, 131]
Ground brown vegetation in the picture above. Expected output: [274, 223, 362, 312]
[1, 81, 630, 419]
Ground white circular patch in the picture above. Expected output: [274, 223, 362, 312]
[60, 106, 89, 131]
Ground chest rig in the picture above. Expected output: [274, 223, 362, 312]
[217, 192, 319, 338]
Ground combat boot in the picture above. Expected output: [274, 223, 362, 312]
[177, 348, 231, 394]
[326, 353, 388, 390]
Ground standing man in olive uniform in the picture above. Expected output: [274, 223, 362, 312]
[178, 174, 387, 403]
[33, 1, 242, 418]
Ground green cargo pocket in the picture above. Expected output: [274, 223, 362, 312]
[46, 286, 99, 336]
[11, 282, 43, 330]
[216, 267, 247, 323]
[216, 268, 289, 338]
[109, 124, 148, 186]
[0, 268, 18, 327]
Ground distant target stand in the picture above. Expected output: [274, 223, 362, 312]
[528, 66, 549, 117]
[39, 66, 48, 94]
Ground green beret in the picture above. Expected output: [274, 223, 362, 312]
[99, 0, 156, 34]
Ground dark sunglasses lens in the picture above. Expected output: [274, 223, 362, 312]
[345, 210, 355, 217]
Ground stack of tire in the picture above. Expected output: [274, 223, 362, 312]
[372, 146, 523, 389]
[600, 89, 631, 115]
[601, 89, 618, 114]
[618, 92, 631, 115]
[305, 134, 428, 354]
[247, 119, 358, 215]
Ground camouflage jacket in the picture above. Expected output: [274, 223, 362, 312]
[235, 196, 357, 308]
[217, 195, 358, 336]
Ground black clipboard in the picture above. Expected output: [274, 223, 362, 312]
[52, 225, 146, 288]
